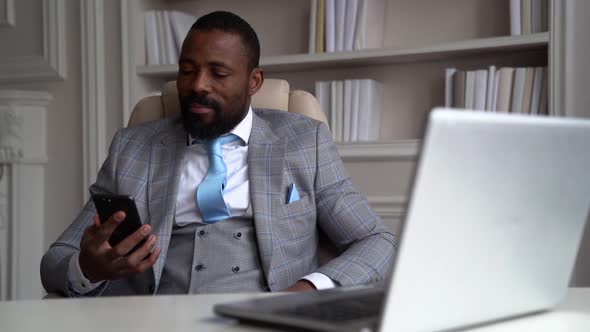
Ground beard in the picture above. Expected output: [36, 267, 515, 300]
[179, 91, 248, 140]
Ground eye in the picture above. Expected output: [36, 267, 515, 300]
[213, 71, 229, 78]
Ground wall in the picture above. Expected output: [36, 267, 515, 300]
[0, 0, 83, 250]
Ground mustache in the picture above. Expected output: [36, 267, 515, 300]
[180, 92, 221, 112]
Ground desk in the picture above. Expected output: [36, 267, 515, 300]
[1, 288, 589, 331]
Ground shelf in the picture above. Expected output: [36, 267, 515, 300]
[137, 33, 549, 77]
[337, 140, 420, 161]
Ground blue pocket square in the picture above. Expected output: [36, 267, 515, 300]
[287, 183, 301, 204]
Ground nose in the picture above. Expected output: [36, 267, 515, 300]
[192, 71, 212, 94]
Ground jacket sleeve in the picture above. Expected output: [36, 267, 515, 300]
[313, 123, 398, 286]
[39, 130, 124, 296]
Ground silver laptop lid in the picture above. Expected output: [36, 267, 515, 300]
[381, 109, 590, 331]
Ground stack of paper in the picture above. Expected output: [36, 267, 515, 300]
[315, 79, 383, 142]
[510, 0, 549, 36]
[309, 0, 387, 53]
[445, 66, 549, 115]
[144, 10, 197, 65]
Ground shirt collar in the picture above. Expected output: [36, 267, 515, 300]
[188, 106, 253, 145]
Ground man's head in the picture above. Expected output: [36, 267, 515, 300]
[177, 11, 264, 140]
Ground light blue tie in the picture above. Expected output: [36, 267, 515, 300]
[196, 134, 240, 223]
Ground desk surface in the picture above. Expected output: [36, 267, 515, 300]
[1, 288, 589, 331]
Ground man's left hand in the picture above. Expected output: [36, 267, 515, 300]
[283, 279, 316, 292]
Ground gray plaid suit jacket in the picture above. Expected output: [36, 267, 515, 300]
[41, 109, 397, 296]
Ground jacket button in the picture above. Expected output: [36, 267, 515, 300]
[232, 266, 240, 273]
[198, 230, 206, 237]
[195, 264, 204, 271]
[234, 232, 242, 239]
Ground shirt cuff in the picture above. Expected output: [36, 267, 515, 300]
[67, 252, 104, 294]
[301, 272, 337, 290]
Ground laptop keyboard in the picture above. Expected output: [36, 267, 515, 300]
[274, 292, 384, 322]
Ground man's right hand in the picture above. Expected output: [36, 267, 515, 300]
[78, 211, 161, 283]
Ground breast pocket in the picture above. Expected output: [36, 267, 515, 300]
[276, 194, 316, 237]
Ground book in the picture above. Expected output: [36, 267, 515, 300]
[474, 69, 488, 111]
[156, 11, 167, 64]
[541, 0, 549, 32]
[309, 0, 317, 54]
[350, 79, 360, 141]
[316, 0, 326, 53]
[144, 11, 159, 65]
[315, 81, 331, 123]
[330, 80, 338, 139]
[485, 66, 496, 111]
[540, 68, 549, 115]
[521, 0, 532, 35]
[510, 0, 522, 35]
[343, 80, 353, 142]
[335, 80, 344, 141]
[531, 0, 543, 33]
[445, 68, 457, 107]
[491, 70, 500, 112]
[496, 67, 515, 112]
[367, 79, 383, 141]
[170, 11, 197, 52]
[511, 68, 527, 113]
[452, 70, 466, 108]
[464, 71, 475, 110]
[162, 11, 178, 64]
[335, 0, 346, 51]
[353, 0, 387, 50]
[521, 67, 535, 114]
[529, 67, 544, 115]
[325, 0, 336, 52]
[344, 0, 359, 51]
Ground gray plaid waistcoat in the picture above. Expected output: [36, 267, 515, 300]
[157, 206, 268, 294]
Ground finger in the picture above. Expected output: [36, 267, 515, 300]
[80, 214, 102, 246]
[95, 211, 126, 244]
[93, 214, 101, 227]
[107, 224, 151, 260]
[134, 247, 161, 273]
[114, 247, 160, 277]
[125, 235, 157, 266]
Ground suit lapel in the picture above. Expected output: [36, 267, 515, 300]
[248, 110, 286, 285]
[147, 117, 187, 288]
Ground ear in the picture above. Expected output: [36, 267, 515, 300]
[248, 67, 264, 96]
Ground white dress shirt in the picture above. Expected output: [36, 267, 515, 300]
[68, 107, 335, 294]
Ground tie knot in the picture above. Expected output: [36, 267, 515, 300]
[205, 134, 240, 155]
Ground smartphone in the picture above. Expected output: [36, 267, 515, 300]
[91, 193, 146, 250]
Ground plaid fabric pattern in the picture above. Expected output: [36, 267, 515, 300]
[40, 109, 397, 296]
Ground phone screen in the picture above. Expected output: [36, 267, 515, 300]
[92, 194, 145, 249]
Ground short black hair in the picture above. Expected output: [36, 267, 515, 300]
[190, 11, 260, 71]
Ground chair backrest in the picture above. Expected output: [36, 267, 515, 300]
[128, 79, 328, 128]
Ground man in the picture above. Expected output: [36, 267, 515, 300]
[41, 11, 396, 296]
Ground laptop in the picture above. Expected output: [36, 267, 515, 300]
[214, 109, 590, 332]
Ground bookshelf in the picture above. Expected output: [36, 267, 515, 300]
[137, 33, 549, 76]
[121, 0, 568, 230]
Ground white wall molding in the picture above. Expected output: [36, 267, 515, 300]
[120, 1, 134, 124]
[81, 0, 106, 203]
[0, 0, 15, 27]
[337, 140, 420, 161]
[368, 195, 407, 233]
[0, 90, 52, 300]
[0, 0, 66, 82]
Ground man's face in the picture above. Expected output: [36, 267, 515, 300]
[177, 29, 261, 139]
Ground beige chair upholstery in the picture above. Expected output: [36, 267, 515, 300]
[128, 79, 329, 129]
